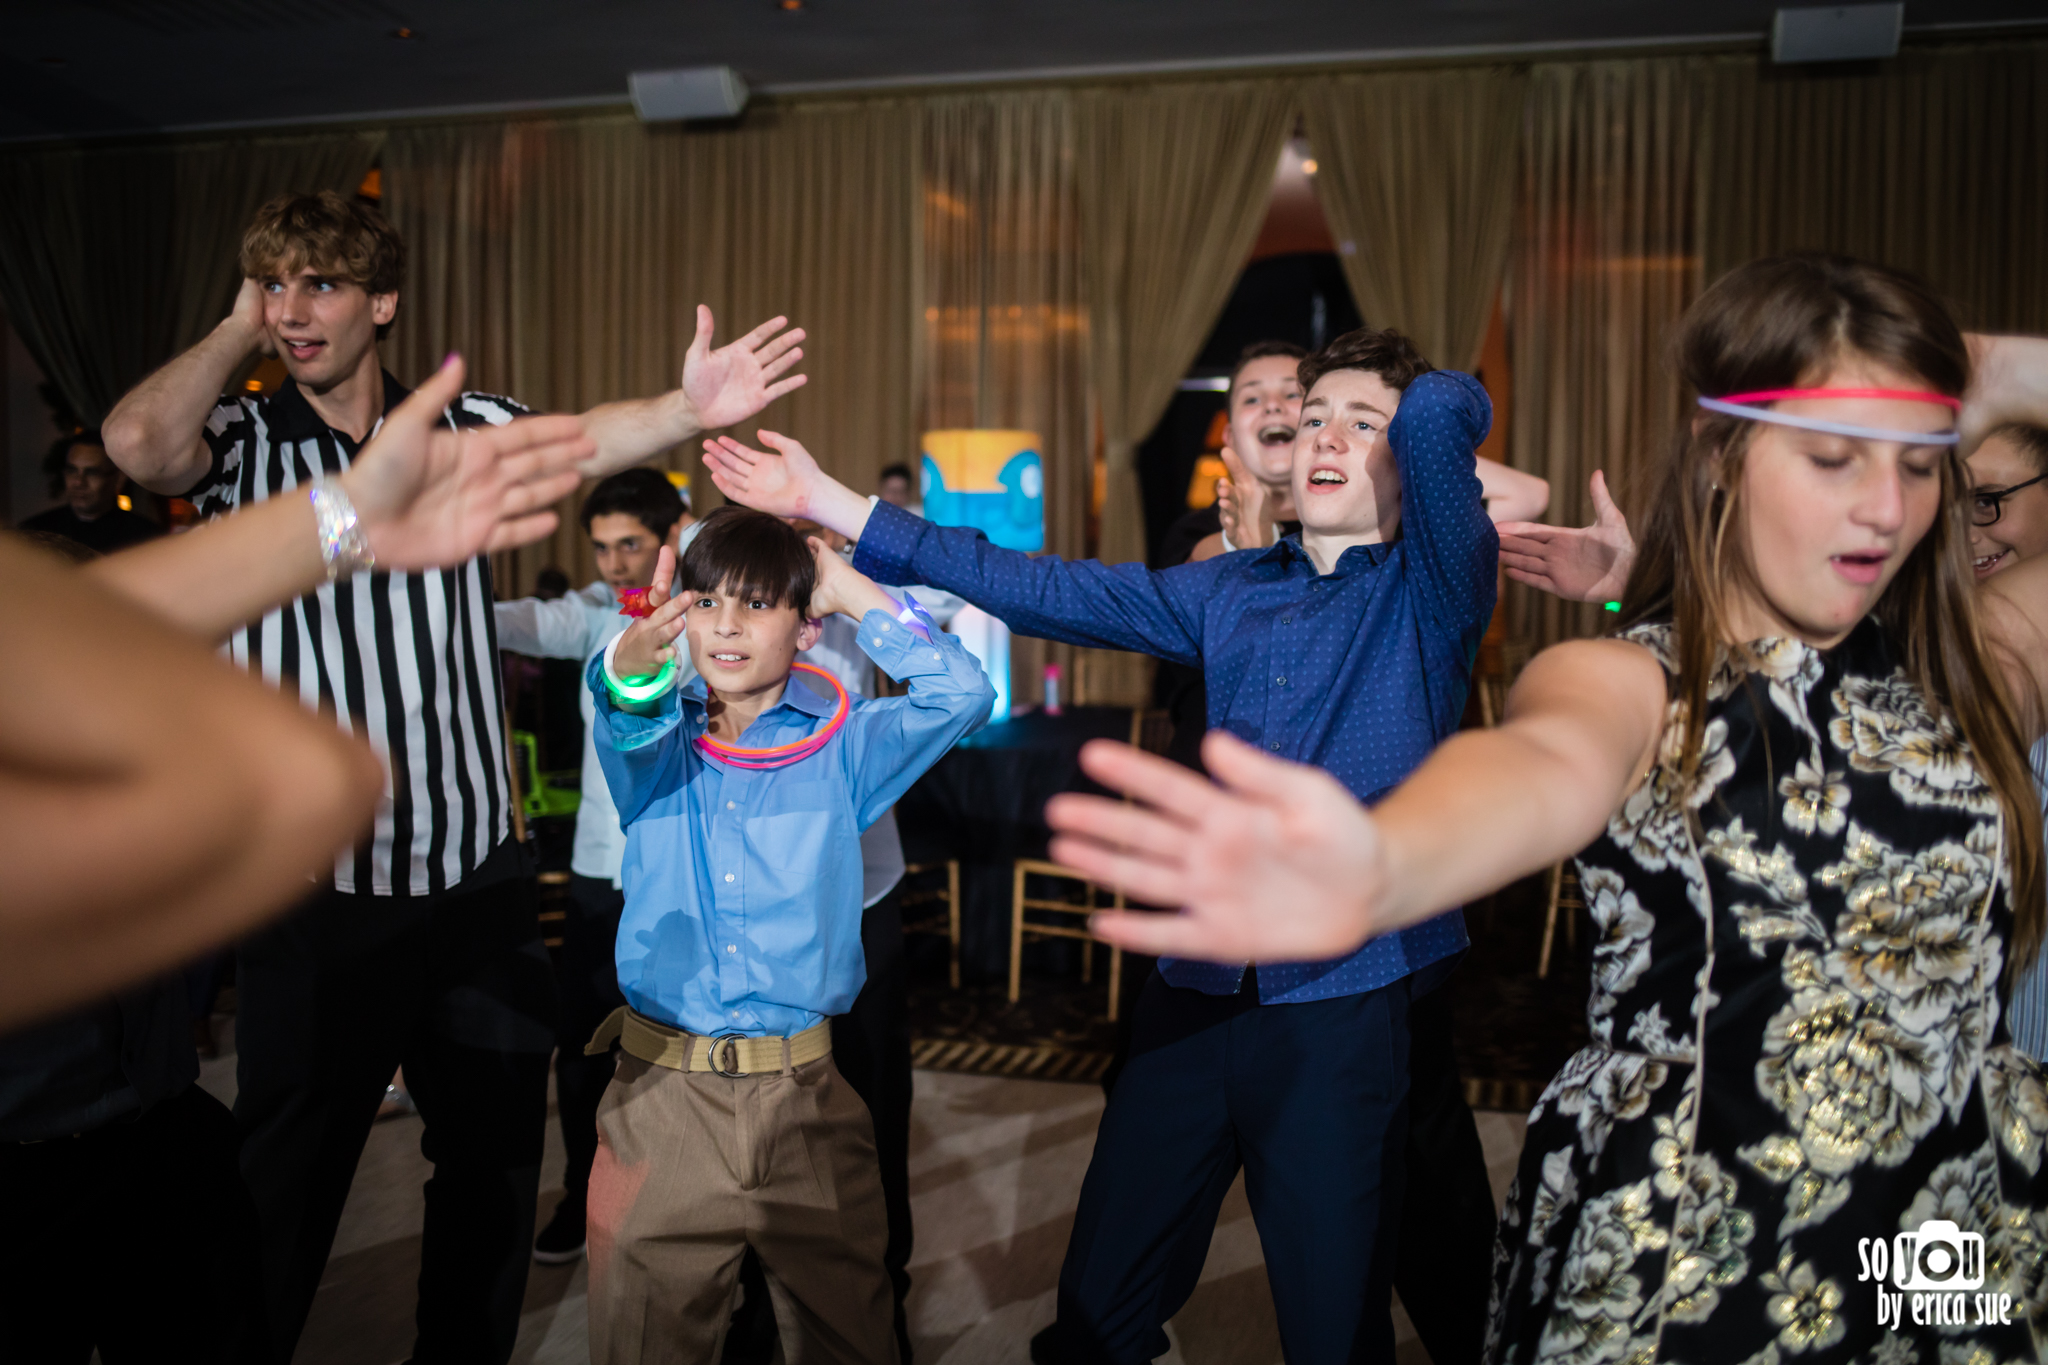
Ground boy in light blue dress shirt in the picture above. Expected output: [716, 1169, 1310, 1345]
[581, 506, 992, 1364]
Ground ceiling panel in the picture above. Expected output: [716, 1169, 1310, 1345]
[3, 0, 2043, 142]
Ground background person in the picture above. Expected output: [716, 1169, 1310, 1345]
[790, 516, 964, 1363]
[877, 460, 918, 512]
[18, 429, 162, 552]
[99, 188, 805, 1365]
[493, 467, 701, 1266]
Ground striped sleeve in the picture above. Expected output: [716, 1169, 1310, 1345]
[181, 398, 258, 515]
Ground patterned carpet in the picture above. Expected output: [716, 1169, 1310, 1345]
[905, 867, 1591, 1112]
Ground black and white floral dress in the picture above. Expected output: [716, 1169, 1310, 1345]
[1487, 619, 2048, 1364]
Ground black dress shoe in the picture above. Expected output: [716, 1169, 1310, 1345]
[533, 1195, 587, 1265]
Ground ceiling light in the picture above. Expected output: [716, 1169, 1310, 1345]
[779, 0, 804, 9]
[390, 26, 418, 39]
[1300, 158, 1318, 176]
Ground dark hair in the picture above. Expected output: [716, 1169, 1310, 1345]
[1229, 340, 1308, 390]
[240, 191, 405, 340]
[14, 529, 99, 564]
[878, 462, 914, 485]
[40, 428, 108, 498]
[534, 566, 571, 599]
[579, 467, 687, 540]
[1617, 251, 2042, 965]
[1987, 422, 2048, 476]
[678, 506, 816, 617]
[1297, 329, 1434, 395]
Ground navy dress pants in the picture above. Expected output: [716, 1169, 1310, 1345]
[1049, 968, 1412, 1364]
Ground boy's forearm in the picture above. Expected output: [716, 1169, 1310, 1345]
[578, 390, 698, 479]
[831, 577, 901, 623]
[103, 315, 260, 494]
[808, 477, 876, 543]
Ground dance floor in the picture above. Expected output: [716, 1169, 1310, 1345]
[197, 1029, 1528, 1364]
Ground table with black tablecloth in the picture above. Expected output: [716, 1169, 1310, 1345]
[895, 706, 1137, 983]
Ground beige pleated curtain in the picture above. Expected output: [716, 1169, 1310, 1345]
[1074, 80, 1298, 567]
[1505, 59, 1707, 648]
[383, 105, 919, 594]
[0, 131, 382, 424]
[1701, 42, 2048, 334]
[1299, 68, 1528, 372]
[920, 90, 1127, 704]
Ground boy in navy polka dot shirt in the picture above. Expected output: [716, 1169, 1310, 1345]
[705, 328, 1497, 1362]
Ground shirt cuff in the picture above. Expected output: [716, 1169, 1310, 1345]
[853, 606, 954, 677]
[850, 499, 924, 587]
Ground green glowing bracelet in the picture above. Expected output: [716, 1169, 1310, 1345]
[607, 658, 676, 704]
[602, 632, 678, 706]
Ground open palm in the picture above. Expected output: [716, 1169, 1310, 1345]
[341, 357, 590, 570]
[702, 430, 823, 519]
[1044, 730, 1387, 963]
[1495, 469, 1636, 603]
[681, 306, 808, 432]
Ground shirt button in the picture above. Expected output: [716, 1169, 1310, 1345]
[726, 800, 737, 809]
[873, 637, 883, 645]
[881, 622, 891, 630]
[1282, 617, 1292, 625]
[731, 1010, 740, 1019]
[1276, 676, 1287, 686]
[725, 872, 735, 882]
[1268, 741, 1281, 751]
[727, 944, 737, 953]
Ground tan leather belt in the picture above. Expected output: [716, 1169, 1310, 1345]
[586, 1007, 831, 1077]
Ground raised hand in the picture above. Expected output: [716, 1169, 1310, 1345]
[614, 545, 688, 678]
[1045, 730, 1386, 963]
[703, 429, 877, 542]
[340, 354, 590, 570]
[682, 307, 807, 433]
[804, 535, 897, 624]
[1495, 469, 1636, 603]
[230, 277, 276, 357]
[1216, 444, 1272, 550]
[703, 430, 821, 518]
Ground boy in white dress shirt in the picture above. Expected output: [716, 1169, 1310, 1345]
[494, 467, 698, 1263]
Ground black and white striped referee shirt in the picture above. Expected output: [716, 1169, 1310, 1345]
[186, 370, 529, 896]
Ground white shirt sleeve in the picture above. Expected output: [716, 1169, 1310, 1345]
[495, 584, 613, 659]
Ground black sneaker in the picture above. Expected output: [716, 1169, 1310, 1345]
[533, 1196, 587, 1265]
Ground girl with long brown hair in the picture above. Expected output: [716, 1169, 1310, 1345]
[1044, 254, 2048, 1358]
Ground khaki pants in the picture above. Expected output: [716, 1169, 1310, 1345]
[587, 1050, 897, 1364]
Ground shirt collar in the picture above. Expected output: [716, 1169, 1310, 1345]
[261, 369, 411, 446]
[1248, 534, 1390, 574]
[681, 666, 840, 720]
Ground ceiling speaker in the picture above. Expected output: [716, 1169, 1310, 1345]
[1771, 4, 1903, 63]
[629, 66, 750, 122]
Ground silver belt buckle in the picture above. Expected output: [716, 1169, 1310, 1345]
[708, 1034, 749, 1078]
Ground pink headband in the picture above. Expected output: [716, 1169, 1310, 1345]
[1698, 386, 1963, 445]
[1719, 387, 1963, 411]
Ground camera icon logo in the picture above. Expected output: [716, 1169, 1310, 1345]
[1894, 1220, 1985, 1292]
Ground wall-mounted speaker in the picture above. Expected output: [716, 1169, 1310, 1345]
[1771, 4, 1903, 63]
[629, 66, 750, 122]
